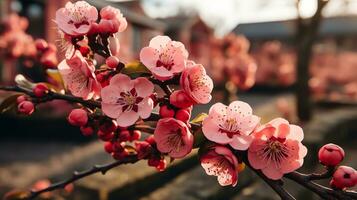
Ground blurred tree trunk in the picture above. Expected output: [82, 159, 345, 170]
[295, 0, 329, 121]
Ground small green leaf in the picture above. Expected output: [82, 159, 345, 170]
[190, 113, 208, 124]
[121, 61, 150, 78]
[46, 69, 64, 89]
[0, 94, 21, 113]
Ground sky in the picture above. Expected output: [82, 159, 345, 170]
[136, 0, 357, 36]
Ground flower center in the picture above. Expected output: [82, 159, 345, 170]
[156, 59, 174, 70]
[166, 129, 185, 153]
[257, 137, 290, 168]
[156, 44, 176, 70]
[219, 118, 240, 138]
[67, 6, 90, 29]
[190, 73, 207, 91]
[68, 20, 90, 29]
[116, 89, 143, 112]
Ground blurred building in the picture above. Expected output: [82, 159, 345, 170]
[235, 16, 357, 49]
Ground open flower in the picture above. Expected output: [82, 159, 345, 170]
[154, 118, 193, 158]
[99, 6, 127, 33]
[55, 1, 98, 36]
[248, 118, 307, 180]
[180, 61, 213, 104]
[200, 145, 239, 186]
[202, 101, 260, 150]
[101, 74, 154, 127]
[58, 50, 100, 99]
[140, 36, 188, 81]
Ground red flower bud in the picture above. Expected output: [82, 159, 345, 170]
[35, 39, 48, 51]
[130, 130, 141, 141]
[331, 166, 357, 189]
[159, 105, 175, 118]
[64, 183, 74, 194]
[16, 95, 27, 104]
[175, 109, 190, 123]
[32, 179, 51, 198]
[318, 143, 345, 167]
[119, 130, 131, 142]
[169, 90, 194, 108]
[18, 101, 34, 115]
[97, 131, 114, 141]
[32, 179, 51, 191]
[104, 141, 114, 153]
[134, 141, 152, 159]
[80, 125, 94, 136]
[112, 149, 129, 160]
[99, 120, 117, 134]
[112, 141, 125, 152]
[106, 56, 120, 69]
[67, 109, 88, 126]
[145, 135, 156, 146]
[148, 157, 167, 172]
[33, 83, 49, 98]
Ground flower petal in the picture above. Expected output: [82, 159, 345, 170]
[109, 74, 134, 91]
[134, 77, 154, 97]
[116, 110, 139, 127]
[202, 117, 232, 144]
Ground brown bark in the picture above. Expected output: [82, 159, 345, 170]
[295, 0, 329, 121]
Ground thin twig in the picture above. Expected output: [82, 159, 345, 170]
[0, 85, 100, 109]
[306, 166, 335, 181]
[28, 155, 139, 199]
[237, 151, 295, 200]
[285, 171, 357, 200]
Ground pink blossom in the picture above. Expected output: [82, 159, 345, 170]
[200, 145, 239, 186]
[154, 118, 193, 158]
[55, 1, 98, 36]
[99, 6, 127, 33]
[202, 101, 260, 150]
[140, 36, 188, 81]
[58, 50, 100, 100]
[248, 118, 307, 180]
[101, 74, 154, 127]
[180, 61, 213, 104]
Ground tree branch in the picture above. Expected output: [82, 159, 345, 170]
[1, 85, 356, 200]
[285, 171, 357, 200]
[237, 151, 295, 200]
[0, 85, 100, 109]
[28, 155, 139, 200]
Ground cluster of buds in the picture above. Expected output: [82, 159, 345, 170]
[16, 95, 34, 115]
[16, 83, 50, 115]
[67, 107, 166, 170]
[318, 143, 357, 190]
